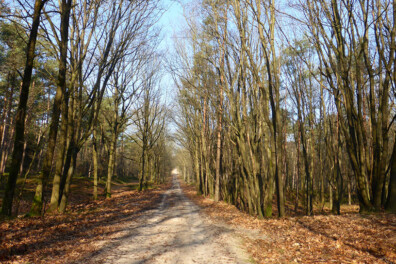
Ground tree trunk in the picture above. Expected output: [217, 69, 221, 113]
[105, 128, 117, 198]
[1, 0, 47, 216]
[386, 133, 396, 213]
[183, 163, 186, 182]
[214, 121, 221, 201]
[48, 94, 69, 213]
[214, 4, 227, 203]
[295, 126, 301, 213]
[138, 147, 146, 191]
[30, 0, 72, 216]
[194, 140, 202, 194]
[58, 134, 73, 204]
[92, 127, 98, 200]
[59, 145, 78, 213]
[0, 74, 15, 176]
[18, 140, 27, 178]
[348, 179, 351, 205]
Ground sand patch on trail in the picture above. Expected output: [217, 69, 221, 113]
[83, 176, 249, 264]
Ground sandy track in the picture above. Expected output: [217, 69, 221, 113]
[84, 176, 249, 264]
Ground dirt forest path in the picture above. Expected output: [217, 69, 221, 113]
[82, 175, 249, 264]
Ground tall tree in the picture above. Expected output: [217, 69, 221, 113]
[1, 0, 48, 217]
[302, 0, 395, 212]
[30, 0, 72, 216]
[134, 65, 166, 191]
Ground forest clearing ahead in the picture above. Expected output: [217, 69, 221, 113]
[1, 175, 395, 264]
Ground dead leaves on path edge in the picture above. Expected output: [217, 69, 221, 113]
[2, 180, 395, 264]
[180, 182, 396, 264]
[0, 183, 170, 264]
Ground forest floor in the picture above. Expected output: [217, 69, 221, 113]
[1, 176, 250, 264]
[181, 182, 396, 264]
[81, 175, 249, 264]
[1, 175, 395, 264]
[0, 177, 169, 263]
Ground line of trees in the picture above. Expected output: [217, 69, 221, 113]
[0, 0, 172, 217]
[172, 0, 396, 216]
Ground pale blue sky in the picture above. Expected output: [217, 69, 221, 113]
[157, 0, 187, 133]
[159, 0, 185, 40]
[157, 0, 186, 106]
